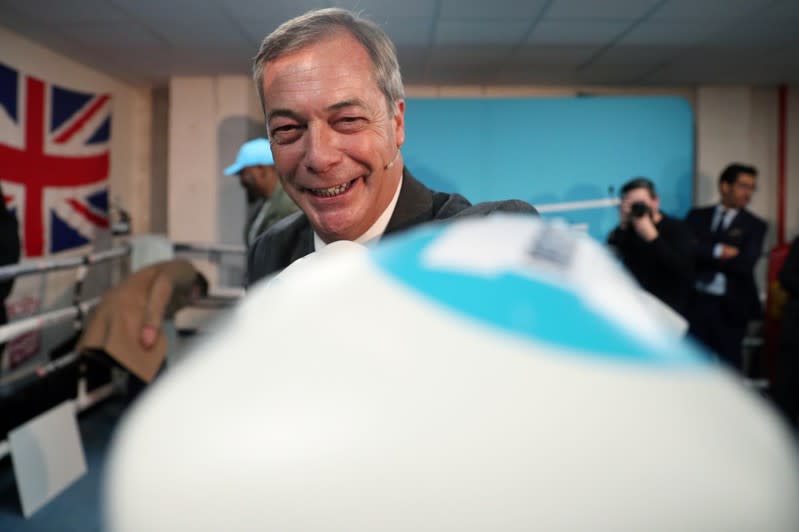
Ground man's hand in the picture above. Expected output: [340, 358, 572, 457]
[719, 244, 739, 260]
[631, 214, 658, 242]
[140, 325, 159, 349]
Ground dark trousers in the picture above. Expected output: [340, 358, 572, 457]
[82, 349, 164, 404]
[688, 291, 746, 370]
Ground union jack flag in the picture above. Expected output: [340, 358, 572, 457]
[0, 62, 111, 258]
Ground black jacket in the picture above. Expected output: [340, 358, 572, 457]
[607, 213, 695, 316]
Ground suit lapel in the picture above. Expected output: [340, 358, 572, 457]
[385, 169, 435, 235]
[704, 206, 717, 233]
[723, 209, 748, 241]
[694, 206, 717, 237]
[291, 220, 315, 263]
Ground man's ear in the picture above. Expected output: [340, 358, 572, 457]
[393, 99, 406, 148]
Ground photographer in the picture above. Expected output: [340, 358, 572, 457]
[607, 177, 694, 317]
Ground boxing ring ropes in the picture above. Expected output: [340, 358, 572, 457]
[0, 241, 246, 460]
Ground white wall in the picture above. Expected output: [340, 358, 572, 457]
[167, 76, 263, 247]
[1, 27, 153, 235]
[167, 77, 218, 244]
[167, 76, 263, 285]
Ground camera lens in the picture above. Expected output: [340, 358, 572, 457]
[630, 202, 650, 218]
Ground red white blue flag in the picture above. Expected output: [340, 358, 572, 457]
[0, 62, 111, 257]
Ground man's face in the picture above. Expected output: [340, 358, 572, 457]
[261, 31, 405, 243]
[239, 165, 267, 203]
[619, 187, 659, 224]
[720, 172, 756, 210]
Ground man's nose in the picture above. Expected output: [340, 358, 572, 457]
[303, 124, 340, 175]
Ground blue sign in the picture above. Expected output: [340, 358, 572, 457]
[403, 96, 694, 241]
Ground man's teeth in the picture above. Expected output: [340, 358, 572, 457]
[310, 180, 353, 197]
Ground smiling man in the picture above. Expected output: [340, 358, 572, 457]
[247, 8, 535, 284]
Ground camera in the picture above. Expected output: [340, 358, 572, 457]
[630, 201, 651, 218]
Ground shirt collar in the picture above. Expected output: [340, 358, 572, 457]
[314, 175, 403, 251]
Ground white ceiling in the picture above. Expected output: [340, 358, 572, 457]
[1, 0, 798, 87]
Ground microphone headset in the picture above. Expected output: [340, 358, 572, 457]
[384, 149, 400, 170]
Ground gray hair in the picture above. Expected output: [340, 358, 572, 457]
[253, 8, 405, 116]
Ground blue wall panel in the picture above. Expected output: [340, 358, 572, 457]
[403, 96, 694, 240]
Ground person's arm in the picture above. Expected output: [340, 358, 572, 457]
[778, 238, 799, 298]
[647, 220, 695, 282]
[717, 218, 767, 278]
[140, 271, 174, 349]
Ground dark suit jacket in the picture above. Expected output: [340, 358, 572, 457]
[685, 205, 767, 324]
[247, 169, 537, 285]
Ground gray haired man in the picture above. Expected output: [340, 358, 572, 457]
[247, 8, 535, 284]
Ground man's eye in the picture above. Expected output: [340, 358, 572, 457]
[335, 116, 366, 131]
[271, 125, 303, 144]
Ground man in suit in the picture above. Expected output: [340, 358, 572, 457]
[247, 8, 535, 284]
[685, 163, 767, 369]
[224, 138, 299, 248]
[77, 259, 208, 384]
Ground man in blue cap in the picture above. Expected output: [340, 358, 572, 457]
[225, 138, 299, 247]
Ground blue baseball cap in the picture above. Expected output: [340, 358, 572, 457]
[224, 138, 274, 176]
